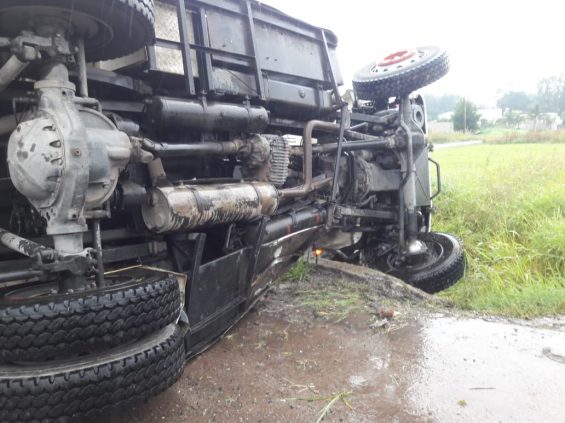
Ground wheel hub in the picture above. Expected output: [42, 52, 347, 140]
[406, 239, 428, 256]
[378, 50, 417, 67]
[385, 238, 443, 271]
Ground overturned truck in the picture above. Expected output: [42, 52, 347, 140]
[0, 0, 465, 421]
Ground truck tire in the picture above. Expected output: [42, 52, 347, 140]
[0, 324, 184, 423]
[0, 0, 155, 61]
[353, 46, 449, 101]
[370, 232, 465, 294]
[0, 275, 181, 363]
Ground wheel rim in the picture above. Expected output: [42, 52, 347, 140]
[378, 50, 416, 66]
[385, 239, 445, 273]
[1, 275, 138, 301]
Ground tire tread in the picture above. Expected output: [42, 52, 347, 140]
[0, 277, 181, 362]
[353, 50, 450, 101]
[0, 325, 185, 422]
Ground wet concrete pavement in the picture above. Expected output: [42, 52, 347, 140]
[105, 267, 565, 423]
[409, 317, 565, 422]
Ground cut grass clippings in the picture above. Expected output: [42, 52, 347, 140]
[285, 391, 353, 423]
[431, 143, 565, 317]
[296, 286, 364, 322]
[282, 261, 368, 321]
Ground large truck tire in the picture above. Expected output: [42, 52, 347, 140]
[0, 0, 155, 61]
[353, 46, 449, 102]
[0, 275, 181, 363]
[369, 232, 465, 294]
[0, 324, 184, 422]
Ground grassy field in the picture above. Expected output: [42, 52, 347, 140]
[429, 128, 565, 144]
[431, 144, 565, 317]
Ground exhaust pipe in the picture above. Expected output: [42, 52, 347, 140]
[142, 182, 279, 233]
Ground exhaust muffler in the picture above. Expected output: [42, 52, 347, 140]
[142, 182, 279, 233]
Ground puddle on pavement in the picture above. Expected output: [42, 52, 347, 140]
[407, 317, 565, 423]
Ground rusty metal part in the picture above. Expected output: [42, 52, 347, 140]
[0, 226, 56, 260]
[240, 134, 290, 187]
[148, 97, 270, 133]
[142, 182, 279, 233]
[264, 135, 290, 187]
[140, 137, 244, 158]
[278, 120, 338, 198]
[281, 118, 396, 198]
[0, 226, 94, 279]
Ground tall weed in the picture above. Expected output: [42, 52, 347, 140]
[432, 144, 565, 317]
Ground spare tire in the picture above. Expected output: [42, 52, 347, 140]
[0, 324, 184, 423]
[369, 232, 465, 294]
[353, 46, 449, 102]
[0, 0, 155, 61]
[0, 275, 181, 363]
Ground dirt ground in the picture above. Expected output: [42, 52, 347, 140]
[104, 261, 565, 423]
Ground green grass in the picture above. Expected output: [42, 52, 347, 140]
[430, 128, 565, 144]
[282, 257, 314, 283]
[431, 144, 565, 317]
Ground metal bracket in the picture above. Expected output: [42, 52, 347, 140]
[176, 0, 196, 95]
[335, 205, 396, 221]
[245, 0, 265, 99]
[428, 157, 442, 200]
[11, 31, 72, 62]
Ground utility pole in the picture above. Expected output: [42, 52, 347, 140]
[463, 96, 467, 133]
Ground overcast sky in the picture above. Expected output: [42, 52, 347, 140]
[264, 0, 563, 106]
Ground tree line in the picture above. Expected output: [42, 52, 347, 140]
[498, 75, 565, 114]
[424, 74, 565, 132]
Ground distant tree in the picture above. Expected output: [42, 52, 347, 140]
[480, 118, 492, 129]
[497, 91, 535, 113]
[502, 111, 524, 129]
[453, 98, 481, 132]
[537, 75, 565, 113]
[424, 94, 461, 121]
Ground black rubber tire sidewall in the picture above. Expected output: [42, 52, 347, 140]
[0, 275, 181, 363]
[0, 324, 185, 423]
[374, 232, 465, 294]
[0, 0, 155, 61]
[353, 46, 450, 101]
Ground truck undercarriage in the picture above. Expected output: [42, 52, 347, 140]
[0, 1, 464, 421]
